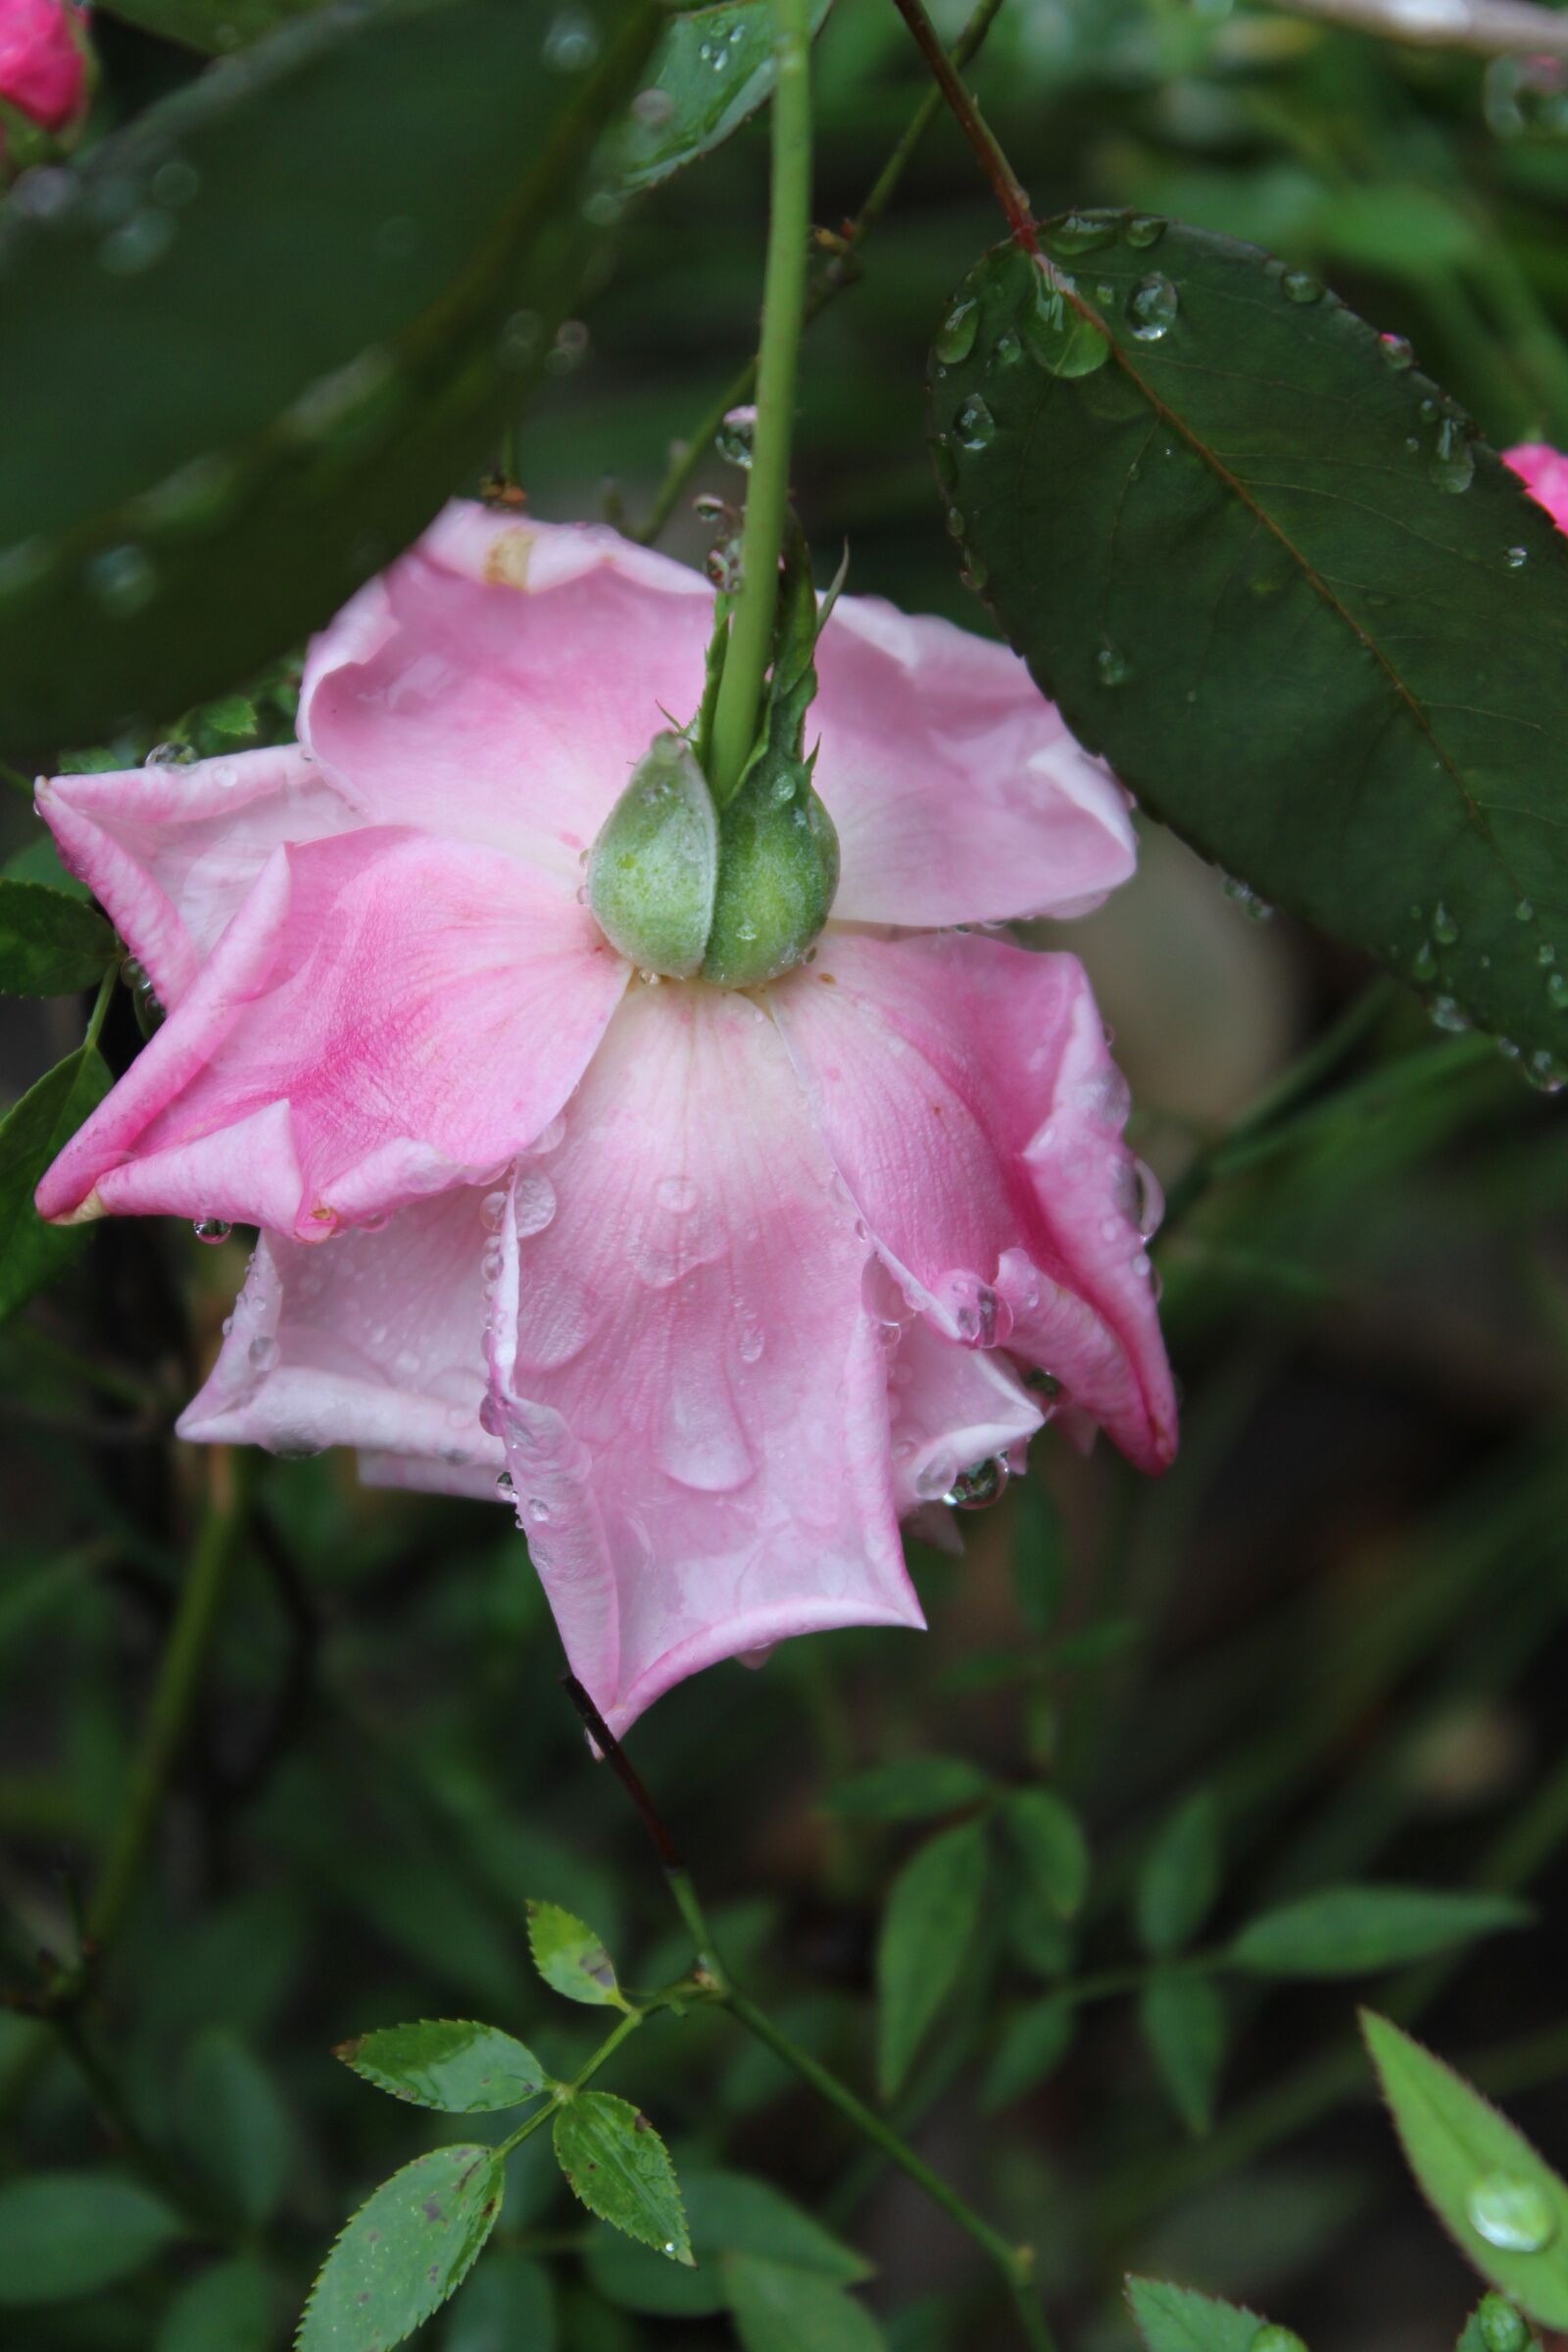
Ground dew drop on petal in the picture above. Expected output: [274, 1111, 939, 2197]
[193, 1217, 231, 1245]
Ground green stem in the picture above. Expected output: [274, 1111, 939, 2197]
[635, 0, 1007, 548]
[708, 0, 813, 805]
[84, 960, 117, 1054]
[86, 1449, 247, 1952]
[720, 1986, 1057, 2352]
[497, 1982, 705, 2159]
[884, 0, 1036, 249]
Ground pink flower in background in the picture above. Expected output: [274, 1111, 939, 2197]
[1507, 442, 1568, 532]
[36, 506, 1176, 1733]
[0, 0, 87, 132]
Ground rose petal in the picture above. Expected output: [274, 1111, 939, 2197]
[770, 931, 1177, 1472]
[813, 598, 1137, 927]
[36, 745, 360, 1008]
[178, 1187, 505, 1488]
[37, 829, 628, 1235]
[300, 510, 714, 888]
[485, 981, 923, 1734]
[1505, 442, 1568, 534]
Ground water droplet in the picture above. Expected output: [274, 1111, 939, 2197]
[1281, 269, 1322, 304]
[1023, 1367, 1064, 1398]
[1476, 2292, 1531, 2352]
[1431, 995, 1470, 1033]
[99, 209, 176, 276]
[248, 1334, 279, 1372]
[956, 393, 994, 450]
[944, 1455, 1009, 1510]
[496, 1468, 514, 1494]
[1430, 416, 1475, 494]
[543, 7, 599, 69]
[145, 739, 195, 768]
[1506, 545, 1528, 568]
[656, 1174, 699, 1214]
[1249, 2330, 1308, 2352]
[1412, 939, 1438, 982]
[1548, 971, 1568, 1009]
[513, 1172, 558, 1237]
[1538, 942, 1555, 966]
[1432, 902, 1459, 945]
[1046, 211, 1116, 256]
[1467, 2171, 1557, 2252]
[193, 1217, 231, 1245]
[632, 83, 675, 128]
[1222, 874, 1274, 921]
[1378, 330, 1414, 369]
[1098, 643, 1129, 686]
[1517, 899, 1536, 923]
[1527, 1050, 1567, 1094]
[935, 297, 979, 364]
[1126, 272, 1179, 341]
[716, 405, 757, 468]
[1023, 268, 1111, 377]
[85, 543, 158, 617]
[1125, 214, 1166, 248]
[151, 155, 200, 208]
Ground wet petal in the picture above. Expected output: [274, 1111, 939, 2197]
[485, 982, 922, 1735]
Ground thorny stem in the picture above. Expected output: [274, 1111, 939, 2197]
[634, 0, 1008, 548]
[884, 0, 1038, 251]
[707, 0, 814, 805]
[564, 1685, 1058, 2352]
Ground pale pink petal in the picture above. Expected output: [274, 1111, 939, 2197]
[485, 982, 923, 1735]
[1505, 442, 1568, 532]
[878, 1289, 1044, 1515]
[177, 1188, 504, 1491]
[812, 598, 1137, 927]
[299, 509, 714, 888]
[770, 933, 1177, 1473]
[37, 830, 628, 1236]
[36, 746, 360, 1009]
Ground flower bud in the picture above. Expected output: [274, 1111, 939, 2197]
[701, 748, 839, 990]
[586, 731, 717, 979]
[0, 0, 89, 138]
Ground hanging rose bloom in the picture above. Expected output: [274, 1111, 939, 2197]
[1507, 442, 1568, 531]
[36, 507, 1176, 1732]
[0, 0, 88, 135]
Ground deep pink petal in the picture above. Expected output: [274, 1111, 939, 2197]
[299, 509, 714, 887]
[770, 933, 1177, 1473]
[813, 598, 1136, 927]
[36, 746, 360, 1008]
[177, 1187, 504, 1492]
[37, 830, 628, 1235]
[0, 0, 85, 128]
[1505, 442, 1568, 532]
[485, 982, 923, 1735]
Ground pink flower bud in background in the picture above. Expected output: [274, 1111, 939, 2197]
[0, 0, 88, 134]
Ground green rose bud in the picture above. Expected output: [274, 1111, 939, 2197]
[586, 731, 717, 980]
[701, 743, 840, 990]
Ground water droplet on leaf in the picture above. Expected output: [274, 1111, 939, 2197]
[1097, 643, 1129, 686]
[716, 406, 757, 468]
[1432, 902, 1459, 945]
[1126, 272, 1179, 340]
[934, 298, 979, 363]
[1378, 330, 1414, 369]
[1467, 2172, 1557, 2252]
[1430, 416, 1476, 494]
[1126, 214, 1166, 248]
[1282, 269, 1323, 304]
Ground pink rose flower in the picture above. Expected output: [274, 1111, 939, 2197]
[36, 506, 1176, 1732]
[1506, 442, 1568, 532]
[0, 0, 86, 132]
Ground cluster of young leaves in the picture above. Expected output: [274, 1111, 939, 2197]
[928, 213, 1568, 1078]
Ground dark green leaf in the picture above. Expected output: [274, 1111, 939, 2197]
[981, 1994, 1077, 2113]
[828, 1756, 993, 1821]
[930, 218, 1568, 1074]
[4, 835, 91, 899]
[615, 0, 835, 194]
[0, 881, 115, 995]
[1363, 2012, 1568, 2325]
[0, 2171, 182, 2305]
[297, 2144, 506, 2352]
[1231, 1886, 1531, 1977]
[95, 0, 324, 50]
[1137, 1791, 1222, 1957]
[1126, 2278, 1269, 2352]
[723, 2253, 886, 2352]
[552, 2091, 692, 2263]
[586, 2165, 870, 2318]
[1009, 1477, 1067, 1635]
[444, 2252, 557, 2352]
[337, 2019, 548, 2112]
[1141, 1974, 1226, 2136]
[156, 2256, 274, 2352]
[0, 1042, 114, 1323]
[1004, 1788, 1090, 1921]
[0, 0, 659, 752]
[526, 1900, 625, 2008]
[876, 1816, 988, 2098]
[180, 2029, 293, 2228]
[1454, 2293, 1539, 2352]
